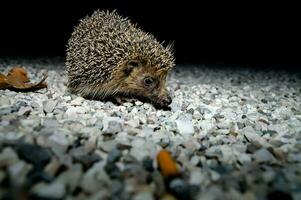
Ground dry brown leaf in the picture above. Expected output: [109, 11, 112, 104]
[157, 150, 180, 178]
[0, 73, 10, 89]
[0, 67, 47, 91]
[7, 67, 30, 83]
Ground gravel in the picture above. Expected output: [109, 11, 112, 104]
[1, 58, 301, 200]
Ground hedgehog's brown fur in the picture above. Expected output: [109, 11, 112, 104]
[66, 10, 175, 107]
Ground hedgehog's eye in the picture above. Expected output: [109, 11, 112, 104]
[143, 77, 154, 86]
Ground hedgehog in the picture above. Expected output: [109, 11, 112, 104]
[66, 10, 175, 108]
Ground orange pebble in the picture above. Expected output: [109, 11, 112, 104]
[157, 150, 180, 178]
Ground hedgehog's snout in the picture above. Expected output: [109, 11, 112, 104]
[158, 94, 172, 107]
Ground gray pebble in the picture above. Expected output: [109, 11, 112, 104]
[253, 148, 277, 163]
[107, 149, 122, 164]
[43, 100, 57, 113]
[169, 178, 189, 200]
[31, 181, 66, 199]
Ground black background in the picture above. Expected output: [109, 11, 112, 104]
[0, 1, 300, 70]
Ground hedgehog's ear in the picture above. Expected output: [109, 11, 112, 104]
[123, 60, 140, 76]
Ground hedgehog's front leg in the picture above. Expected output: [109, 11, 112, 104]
[114, 96, 136, 105]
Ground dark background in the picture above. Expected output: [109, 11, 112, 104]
[0, 1, 300, 70]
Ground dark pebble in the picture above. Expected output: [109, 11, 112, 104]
[123, 164, 148, 184]
[104, 162, 122, 179]
[237, 122, 246, 129]
[267, 190, 292, 200]
[246, 143, 259, 153]
[169, 178, 190, 200]
[213, 113, 225, 119]
[211, 164, 232, 175]
[152, 171, 165, 196]
[116, 143, 132, 150]
[189, 185, 200, 198]
[122, 154, 139, 164]
[142, 157, 154, 172]
[159, 138, 170, 148]
[107, 149, 122, 164]
[27, 169, 54, 185]
[16, 143, 51, 169]
[261, 99, 268, 103]
[111, 180, 124, 197]
[74, 153, 101, 170]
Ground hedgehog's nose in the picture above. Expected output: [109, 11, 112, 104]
[161, 95, 172, 106]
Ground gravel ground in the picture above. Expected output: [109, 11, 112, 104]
[0, 58, 301, 200]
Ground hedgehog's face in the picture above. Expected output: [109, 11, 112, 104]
[118, 59, 172, 108]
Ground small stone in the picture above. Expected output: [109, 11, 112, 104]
[0, 147, 19, 166]
[169, 178, 189, 200]
[261, 99, 268, 103]
[16, 143, 51, 169]
[176, 120, 194, 135]
[193, 110, 202, 119]
[160, 193, 177, 200]
[8, 161, 32, 185]
[57, 164, 83, 193]
[190, 155, 200, 166]
[152, 171, 165, 196]
[57, 154, 73, 167]
[31, 101, 40, 108]
[130, 147, 148, 161]
[43, 100, 57, 113]
[237, 122, 245, 129]
[0, 171, 5, 183]
[31, 181, 65, 199]
[237, 153, 251, 164]
[43, 118, 59, 128]
[133, 191, 154, 200]
[0, 96, 11, 105]
[48, 133, 69, 155]
[132, 138, 146, 148]
[99, 140, 117, 152]
[81, 161, 111, 193]
[102, 117, 123, 134]
[142, 157, 154, 172]
[205, 146, 222, 159]
[104, 162, 121, 179]
[44, 158, 61, 176]
[242, 126, 267, 147]
[107, 149, 122, 164]
[267, 190, 293, 200]
[123, 163, 148, 183]
[253, 148, 277, 163]
[135, 101, 143, 106]
[17, 106, 32, 116]
[189, 170, 204, 185]
[72, 150, 101, 170]
[272, 148, 287, 162]
[65, 106, 86, 116]
[210, 170, 221, 181]
[269, 139, 285, 147]
[70, 97, 85, 106]
[246, 143, 259, 153]
[27, 170, 54, 185]
[159, 137, 170, 148]
[0, 107, 12, 115]
[116, 143, 132, 150]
